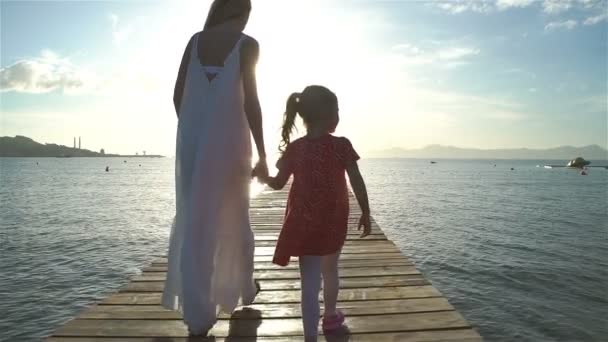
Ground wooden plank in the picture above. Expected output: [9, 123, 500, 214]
[126, 275, 425, 293]
[250, 233, 387, 240]
[152, 252, 408, 264]
[108, 285, 440, 304]
[253, 239, 388, 246]
[122, 276, 430, 293]
[260, 245, 397, 256]
[78, 298, 455, 319]
[154, 246, 402, 256]
[53, 311, 471, 337]
[131, 266, 420, 281]
[249, 218, 368, 223]
[146, 258, 414, 271]
[48, 329, 482, 341]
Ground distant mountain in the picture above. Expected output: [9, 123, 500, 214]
[368, 144, 608, 160]
[0, 135, 119, 157]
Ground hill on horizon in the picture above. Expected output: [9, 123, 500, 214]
[368, 144, 608, 160]
[0, 135, 165, 158]
[0, 135, 117, 157]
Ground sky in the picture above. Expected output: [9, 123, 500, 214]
[1, 0, 606, 158]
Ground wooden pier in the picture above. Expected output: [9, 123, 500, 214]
[48, 188, 482, 341]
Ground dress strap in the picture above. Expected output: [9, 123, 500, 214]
[190, 32, 200, 60]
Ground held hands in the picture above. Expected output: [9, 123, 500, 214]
[358, 213, 371, 238]
[251, 159, 269, 182]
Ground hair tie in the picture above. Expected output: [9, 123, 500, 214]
[294, 93, 302, 111]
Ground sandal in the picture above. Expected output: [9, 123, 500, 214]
[322, 310, 345, 332]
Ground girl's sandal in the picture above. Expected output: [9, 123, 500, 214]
[322, 310, 345, 332]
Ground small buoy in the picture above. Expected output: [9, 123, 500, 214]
[139, 164, 141, 167]
[105, 166, 109, 172]
[510, 168, 515, 171]
[124, 160, 127, 163]
[494, 164, 496, 167]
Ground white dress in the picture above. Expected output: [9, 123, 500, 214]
[162, 32, 256, 333]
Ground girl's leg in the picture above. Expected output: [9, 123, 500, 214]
[321, 250, 341, 318]
[299, 255, 322, 341]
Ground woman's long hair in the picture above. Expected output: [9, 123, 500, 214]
[204, 0, 252, 31]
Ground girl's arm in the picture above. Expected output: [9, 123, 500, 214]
[346, 162, 371, 237]
[262, 158, 291, 190]
[241, 37, 267, 165]
[173, 36, 193, 116]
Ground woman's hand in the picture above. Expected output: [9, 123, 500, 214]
[251, 159, 268, 181]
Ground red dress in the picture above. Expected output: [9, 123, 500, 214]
[272, 135, 360, 266]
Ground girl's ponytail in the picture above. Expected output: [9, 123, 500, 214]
[280, 92, 300, 152]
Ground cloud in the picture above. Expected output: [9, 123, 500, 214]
[0, 49, 164, 96]
[576, 94, 608, 113]
[583, 12, 608, 25]
[392, 43, 422, 54]
[544, 20, 578, 31]
[435, 0, 606, 18]
[434, 0, 535, 13]
[542, 0, 606, 14]
[392, 42, 480, 68]
[437, 47, 480, 60]
[487, 110, 528, 121]
[109, 13, 134, 46]
[433, 0, 494, 14]
[409, 87, 529, 123]
[496, 0, 536, 10]
[0, 50, 88, 93]
[504, 68, 537, 79]
[542, 0, 574, 13]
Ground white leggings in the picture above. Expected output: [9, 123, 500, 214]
[298, 250, 341, 340]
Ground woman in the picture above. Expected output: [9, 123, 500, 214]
[161, 0, 267, 335]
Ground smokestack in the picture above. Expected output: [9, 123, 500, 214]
[73, 137, 76, 149]
[79, 137, 81, 149]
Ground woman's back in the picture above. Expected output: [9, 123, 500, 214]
[173, 29, 258, 114]
[196, 30, 244, 66]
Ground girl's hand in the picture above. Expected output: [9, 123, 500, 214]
[358, 213, 371, 238]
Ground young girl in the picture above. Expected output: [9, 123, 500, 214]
[257, 85, 371, 341]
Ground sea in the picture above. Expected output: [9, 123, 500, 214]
[1, 157, 607, 341]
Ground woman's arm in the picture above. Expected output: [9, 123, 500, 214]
[241, 37, 267, 161]
[173, 36, 194, 116]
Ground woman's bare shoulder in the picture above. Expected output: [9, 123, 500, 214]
[240, 35, 259, 65]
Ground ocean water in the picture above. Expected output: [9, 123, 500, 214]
[0, 157, 606, 341]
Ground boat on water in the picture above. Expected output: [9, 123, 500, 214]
[566, 157, 590, 168]
[544, 157, 607, 169]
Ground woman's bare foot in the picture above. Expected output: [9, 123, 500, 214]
[187, 327, 209, 336]
[242, 279, 261, 306]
